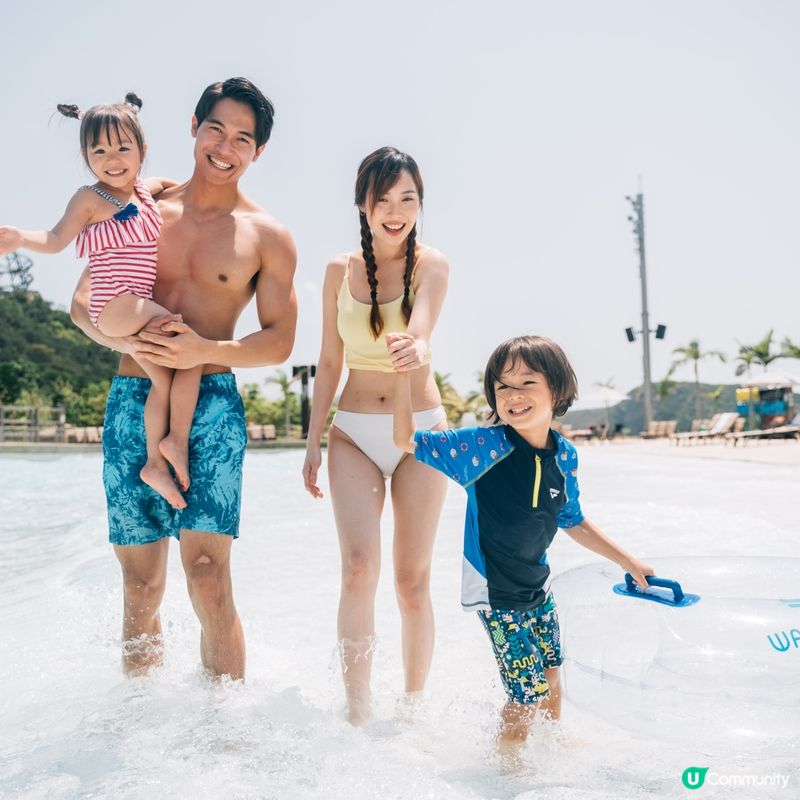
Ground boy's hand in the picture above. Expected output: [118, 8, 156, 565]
[624, 558, 655, 589]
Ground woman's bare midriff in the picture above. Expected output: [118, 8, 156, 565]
[337, 366, 441, 413]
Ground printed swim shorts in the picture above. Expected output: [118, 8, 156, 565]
[102, 372, 247, 546]
[477, 592, 562, 704]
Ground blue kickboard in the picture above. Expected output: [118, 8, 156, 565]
[613, 574, 701, 607]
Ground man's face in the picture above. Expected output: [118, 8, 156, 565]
[191, 97, 264, 183]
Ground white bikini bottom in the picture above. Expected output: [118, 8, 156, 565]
[331, 407, 447, 477]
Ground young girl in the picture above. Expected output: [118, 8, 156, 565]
[0, 94, 199, 509]
[392, 334, 654, 760]
[302, 147, 450, 724]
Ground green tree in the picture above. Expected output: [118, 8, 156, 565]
[265, 369, 298, 437]
[736, 330, 781, 373]
[781, 337, 800, 361]
[671, 339, 727, 421]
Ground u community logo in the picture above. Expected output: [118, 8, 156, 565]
[682, 768, 709, 790]
[681, 766, 791, 791]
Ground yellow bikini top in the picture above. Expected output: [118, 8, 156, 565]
[337, 250, 432, 372]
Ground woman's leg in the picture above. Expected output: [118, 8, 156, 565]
[159, 366, 203, 491]
[390, 451, 448, 694]
[97, 295, 186, 508]
[327, 426, 386, 725]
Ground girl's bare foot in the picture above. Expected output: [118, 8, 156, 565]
[159, 435, 190, 491]
[141, 462, 186, 509]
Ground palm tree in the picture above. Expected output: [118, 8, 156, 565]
[435, 371, 467, 425]
[654, 366, 678, 408]
[671, 339, 727, 421]
[781, 337, 800, 361]
[265, 369, 296, 437]
[736, 330, 781, 373]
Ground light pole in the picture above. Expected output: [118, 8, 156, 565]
[292, 365, 317, 439]
[625, 191, 666, 431]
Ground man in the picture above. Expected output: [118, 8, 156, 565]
[71, 78, 297, 681]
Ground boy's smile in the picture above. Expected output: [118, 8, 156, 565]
[494, 359, 555, 446]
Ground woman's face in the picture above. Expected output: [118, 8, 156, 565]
[363, 169, 421, 248]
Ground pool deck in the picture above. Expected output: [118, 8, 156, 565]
[2, 437, 798, 465]
[576, 437, 800, 466]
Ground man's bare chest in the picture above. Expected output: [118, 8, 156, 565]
[156, 212, 260, 291]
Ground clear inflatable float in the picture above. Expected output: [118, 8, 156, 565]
[553, 557, 800, 758]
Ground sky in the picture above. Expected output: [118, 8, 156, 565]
[1, 0, 798, 398]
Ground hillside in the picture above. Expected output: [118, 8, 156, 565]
[563, 382, 798, 434]
[0, 290, 119, 421]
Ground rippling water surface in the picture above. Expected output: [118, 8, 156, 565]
[1, 447, 797, 799]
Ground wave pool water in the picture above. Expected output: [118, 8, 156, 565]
[1, 446, 798, 799]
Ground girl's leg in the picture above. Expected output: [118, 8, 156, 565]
[96, 293, 177, 338]
[97, 295, 186, 508]
[159, 366, 203, 491]
[390, 444, 448, 695]
[327, 426, 386, 725]
[136, 358, 185, 509]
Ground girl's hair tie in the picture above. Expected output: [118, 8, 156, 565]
[56, 103, 83, 121]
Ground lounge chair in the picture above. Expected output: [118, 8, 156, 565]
[640, 420, 677, 439]
[672, 412, 738, 445]
[726, 413, 800, 446]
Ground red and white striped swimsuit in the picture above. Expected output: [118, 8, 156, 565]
[75, 179, 163, 326]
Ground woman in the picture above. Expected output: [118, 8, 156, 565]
[302, 147, 449, 724]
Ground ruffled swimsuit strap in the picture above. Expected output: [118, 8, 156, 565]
[82, 184, 140, 221]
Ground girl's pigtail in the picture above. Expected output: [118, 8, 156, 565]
[56, 104, 82, 120]
[360, 212, 384, 339]
[124, 92, 143, 112]
[401, 225, 417, 326]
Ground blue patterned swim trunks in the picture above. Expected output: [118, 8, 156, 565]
[102, 372, 247, 546]
[478, 592, 562, 704]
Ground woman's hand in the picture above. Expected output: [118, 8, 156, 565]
[302, 442, 324, 499]
[0, 226, 23, 256]
[386, 331, 428, 372]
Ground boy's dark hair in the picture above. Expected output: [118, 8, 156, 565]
[194, 77, 274, 148]
[58, 92, 145, 168]
[483, 335, 579, 422]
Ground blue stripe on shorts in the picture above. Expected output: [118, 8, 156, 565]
[102, 372, 247, 546]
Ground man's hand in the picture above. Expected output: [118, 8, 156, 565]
[134, 319, 212, 369]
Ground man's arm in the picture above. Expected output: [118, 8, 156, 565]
[133, 222, 298, 369]
[70, 265, 129, 353]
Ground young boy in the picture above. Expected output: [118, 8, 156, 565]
[390, 333, 653, 759]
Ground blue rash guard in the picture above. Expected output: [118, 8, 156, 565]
[413, 425, 584, 612]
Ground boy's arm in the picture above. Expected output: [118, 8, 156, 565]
[563, 517, 654, 588]
[392, 370, 416, 453]
[0, 189, 96, 255]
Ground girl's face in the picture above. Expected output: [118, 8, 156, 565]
[363, 170, 421, 249]
[85, 128, 144, 189]
[493, 358, 555, 434]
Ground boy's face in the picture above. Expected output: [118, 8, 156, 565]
[493, 358, 555, 433]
